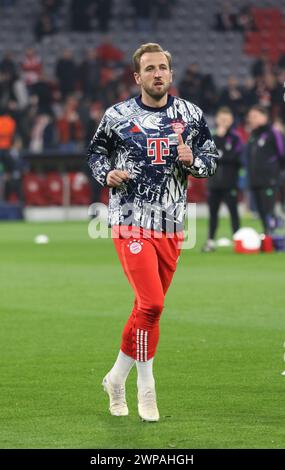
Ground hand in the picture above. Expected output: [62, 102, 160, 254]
[106, 169, 130, 187]
[177, 133, 193, 167]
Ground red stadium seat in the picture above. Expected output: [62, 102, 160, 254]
[244, 43, 261, 56]
[45, 172, 63, 205]
[69, 172, 92, 205]
[245, 8, 285, 62]
[23, 173, 48, 206]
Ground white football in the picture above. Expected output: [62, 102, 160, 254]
[216, 237, 232, 247]
[34, 234, 49, 244]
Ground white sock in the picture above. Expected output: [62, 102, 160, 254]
[109, 350, 135, 384]
[136, 358, 155, 392]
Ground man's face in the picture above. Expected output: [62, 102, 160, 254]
[134, 52, 172, 101]
[216, 112, 233, 130]
[247, 110, 268, 131]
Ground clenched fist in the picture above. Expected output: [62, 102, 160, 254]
[177, 133, 193, 167]
[106, 169, 130, 187]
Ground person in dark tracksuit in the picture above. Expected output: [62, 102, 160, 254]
[246, 105, 285, 234]
[202, 107, 243, 252]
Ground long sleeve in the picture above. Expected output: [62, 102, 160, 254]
[87, 112, 115, 186]
[187, 115, 220, 178]
[272, 127, 285, 169]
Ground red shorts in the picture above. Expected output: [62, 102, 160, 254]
[112, 225, 183, 361]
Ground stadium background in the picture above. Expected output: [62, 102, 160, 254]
[1, 0, 285, 450]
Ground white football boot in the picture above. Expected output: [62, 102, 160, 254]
[102, 373, 129, 416]
[138, 387, 160, 422]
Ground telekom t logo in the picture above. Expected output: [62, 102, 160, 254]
[147, 138, 169, 164]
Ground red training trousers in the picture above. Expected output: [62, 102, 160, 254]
[112, 225, 183, 362]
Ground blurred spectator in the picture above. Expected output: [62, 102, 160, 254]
[19, 96, 39, 149]
[243, 76, 258, 109]
[251, 54, 272, 79]
[254, 75, 274, 109]
[0, 69, 28, 120]
[0, 107, 16, 200]
[202, 107, 243, 252]
[29, 72, 53, 114]
[96, 36, 124, 65]
[85, 101, 104, 203]
[0, 66, 28, 115]
[9, 74, 29, 153]
[278, 53, 285, 70]
[78, 48, 101, 100]
[264, 72, 279, 109]
[0, 3, 284, 172]
[273, 119, 285, 212]
[0, 52, 28, 115]
[55, 49, 77, 99]
[0, 51, 17, 80]
[219, 75, 246, 120]
[70, 0, 93, 32]
[29, 112, 57, 152]
[200, 73, 218, 115]
[34, 13, 57, 42]
[273, 69, 285, 123]
[0, 69, 13, 110]
[57, 96, 84, 152]
[246, 105, 285, 233]
[85, 101, 104, 145]
[20, 48, 43, 88]
[41, 0, 62, 15]
[236, 5, 257, 33]
[0, 107, 16, 152]
[116, 82, 132, 102]
[95, 0, 113, 33]
[11, 75, 29, 112]
[99, 67, 122, 108]
[214, 1, 237, 32]
[120, 63, 136, 89]
[178, 63, 203, 107]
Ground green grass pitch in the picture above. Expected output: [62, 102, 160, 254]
[0, 217, 284, 449]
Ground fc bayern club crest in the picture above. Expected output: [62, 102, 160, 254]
[171, 120, 185, 134]
[128, 239, 144, 254]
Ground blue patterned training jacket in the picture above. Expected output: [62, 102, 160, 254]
[87, 94, 219, 232]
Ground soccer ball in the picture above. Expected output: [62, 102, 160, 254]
[34, 234, 49, 244]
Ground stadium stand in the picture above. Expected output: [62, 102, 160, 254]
[0, 0, 285, 217]
[1, 0, 284, 83]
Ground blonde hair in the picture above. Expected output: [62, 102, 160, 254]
[132, 43, 172, 73]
